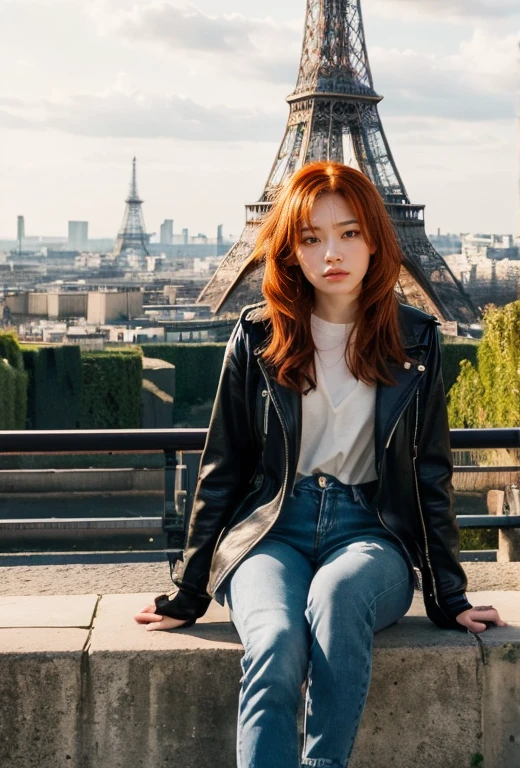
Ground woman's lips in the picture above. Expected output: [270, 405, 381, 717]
[324, 272, 350, 281]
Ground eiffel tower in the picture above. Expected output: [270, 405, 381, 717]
[112, 157, 151, 260]
[198, 0, 477, 325]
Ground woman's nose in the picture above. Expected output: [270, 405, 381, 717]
[325, 247, 342, 263]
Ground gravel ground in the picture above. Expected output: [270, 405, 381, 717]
[0, 561, 519, 596]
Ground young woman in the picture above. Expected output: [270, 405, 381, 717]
[135, 161, 506, 767]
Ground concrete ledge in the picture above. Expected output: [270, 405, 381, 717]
[0, 592, 518, 768]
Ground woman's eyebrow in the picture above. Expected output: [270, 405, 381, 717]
[301, 219, 358, 232]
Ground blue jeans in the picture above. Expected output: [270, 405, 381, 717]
[222, 473, 415, 768]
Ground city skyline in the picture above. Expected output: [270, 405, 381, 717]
[1, 0, 519, 239]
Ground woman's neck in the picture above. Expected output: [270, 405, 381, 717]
[312, 296, 359, 324]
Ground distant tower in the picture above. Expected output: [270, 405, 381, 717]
[198, 0, 477, 324]
[217, 223, 226, 256]
[182, 228, 189, 245]
[113, 157, 150, 258]
[68, 221, 89, 251]
[160, 219, 174, 245]
[17, 216, 25, 257]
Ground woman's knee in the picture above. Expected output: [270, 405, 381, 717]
[243, 623, 309, 691]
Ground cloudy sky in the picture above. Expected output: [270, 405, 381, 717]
[0, 0, 519, 241]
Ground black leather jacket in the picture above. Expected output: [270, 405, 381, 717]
[155, 300, 472, 631]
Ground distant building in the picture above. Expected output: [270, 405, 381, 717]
[87, 290, 143, 324]
[428, 231, 462, 256]
[5, 289, 143, 324]
[217, 224, 228, 256]
[87, 237, 115, 253]
[462, 233, 520, 261]
[68, 221, 89, 251]
[160, 219, 174, 245]
[4, 292, 88, 319]
[182, 228, 188, 245]
[17, 216, 25, 245]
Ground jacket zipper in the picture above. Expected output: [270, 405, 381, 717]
[210, 359, 290, 595]
[374, 383, 423, 579]
[411, 386, 440, 606]
[262, 389, 270, 436]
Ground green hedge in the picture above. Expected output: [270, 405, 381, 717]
[139, 339, 475, 410]
[0, 332, 24, 370]
[440, 340, 479, 395]
[0, 333, 27, 429]
[80, 349, 143, 429]
[141, 343, 226, 405]
[0, 361, 17, 429]
[22, 345, 82, 429]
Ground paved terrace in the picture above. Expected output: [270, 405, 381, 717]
[0, 561, 519, 768]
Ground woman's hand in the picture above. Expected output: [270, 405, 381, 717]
[455, 604, 508, 633]
[133, 603, 189, 632]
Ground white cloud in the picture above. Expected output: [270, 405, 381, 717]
[0, 80, 285, 140]
[383, 116, 510, 148]
[84, 3, 518, 123]
[86, 0, 301, 84]
[368, 0, 520, 23]
[371, 28, 518, 121]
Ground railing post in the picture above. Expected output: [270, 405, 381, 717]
[499, 484, 520, 562]
[163, 449, 183, 549]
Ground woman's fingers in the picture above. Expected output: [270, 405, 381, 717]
[145, 616, 189, 631]
[456, 606, 508, 633]
[134, 611, 164, 624]
[132, 603, 157, 622]
[133, 604, 189, 631]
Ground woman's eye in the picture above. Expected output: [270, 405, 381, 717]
[303, 236, 319, 244]
[343, 230, 359, 238]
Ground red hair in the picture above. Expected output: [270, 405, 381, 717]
[247, 161, 412, 392]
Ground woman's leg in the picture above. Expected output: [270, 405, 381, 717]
[301, 538, 414, 768]
[224, 539, 314, 768]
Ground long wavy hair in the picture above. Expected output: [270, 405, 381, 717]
[244, 161, 413, 392]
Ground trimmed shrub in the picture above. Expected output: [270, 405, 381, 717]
[440, 339, 479, 395]
[0, 332, 24, 370]
[0, 333, 27, 429]
[141, 343, 226, 405]
[447, 359, 486, 429]
[0, 361, 17, 429]
[80, 349, 143, 429]
[22, 345, 82, 429]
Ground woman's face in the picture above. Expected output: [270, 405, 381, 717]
[292, 192, 372, 310]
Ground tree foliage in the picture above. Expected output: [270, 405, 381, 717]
[447, 302, 520, 429]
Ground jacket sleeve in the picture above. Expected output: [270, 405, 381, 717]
[154, 315, 259, 623]
[415, 322, 472, 624]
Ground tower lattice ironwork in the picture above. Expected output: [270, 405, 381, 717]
[113, 157, 150, 259]
[198, 0, 477, 324]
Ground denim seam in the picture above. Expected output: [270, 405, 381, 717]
[368, 573, 411, 611]
[340, 607, 374, 764]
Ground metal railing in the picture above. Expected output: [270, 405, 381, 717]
[0, 427, 519, 562]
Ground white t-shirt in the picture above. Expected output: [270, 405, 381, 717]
[295, 313, 378, 484]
